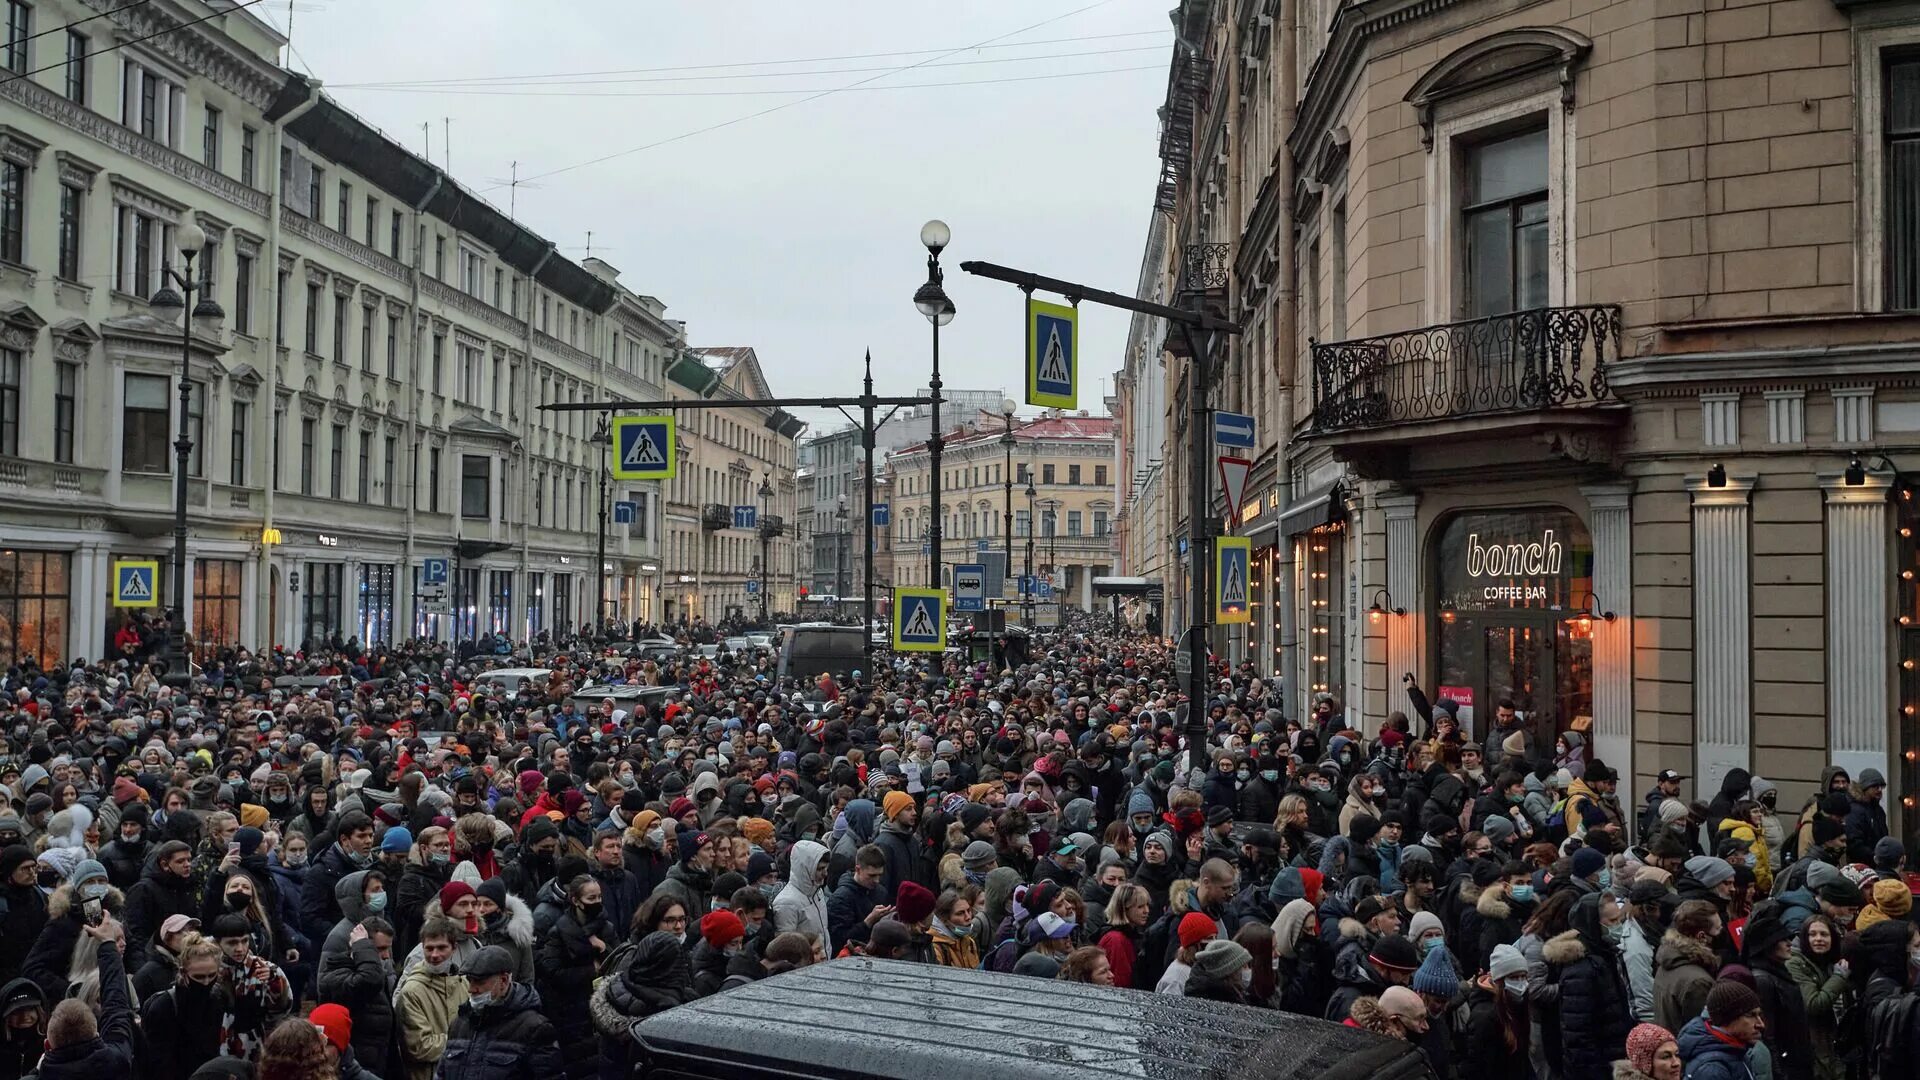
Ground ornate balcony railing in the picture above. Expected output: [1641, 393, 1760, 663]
[758, 514, 785, 539]
[1309, 305, 1622, 434]
[700, 504, 731, 531]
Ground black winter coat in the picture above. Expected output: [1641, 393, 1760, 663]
[1542, 929, 1633, 1080]
[589, 932, 694, 1080]
[24, 885, 124, 1003]
[434, 981, 563, 1080]
[1457, 982, 1529, 1080]
[317, 932, 397, 1076]
[536, 909, 616, 1080]
[1751, 955, 1814, 1080]
[96, 838, 150, 891]
[140, 982, 234, 1080]
[35, 940, 134, 1080]
[122, 866, 197, 974]
[0, 880, 47, 983]
[395, 860, 452, 958]
[300, 842, 360, 946]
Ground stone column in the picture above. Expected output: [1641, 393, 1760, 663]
[1582, 482, 1635, 795]
[1380, 492, 1421, 701]
[1688, 474, 1755, 792]
[1822, 473, 1892, 785]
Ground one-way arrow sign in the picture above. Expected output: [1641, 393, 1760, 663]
[1217, 455, 1252, 523]
[1213, 410, 1256, 449]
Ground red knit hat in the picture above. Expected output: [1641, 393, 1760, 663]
[1177, 912, 1217, 949]
[309, 1003, 352, 1053]
[1298, 867, 1325, 905]
[700, 909, 745, 948]
[438, 881, 475, 912]
[1625, 1024, 1675, 1077]
[895, 881, 937, 925]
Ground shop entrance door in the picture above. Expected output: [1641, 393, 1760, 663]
[1435, 614, 1561, 752]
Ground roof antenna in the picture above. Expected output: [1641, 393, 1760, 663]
[443, 117, 452, 171]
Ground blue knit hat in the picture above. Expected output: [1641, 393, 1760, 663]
[1412, 942, 1459, 997]
[1571, 846, 1607, 880]
[1127, 788, 1155, 817]
[379, 826, 413, 853]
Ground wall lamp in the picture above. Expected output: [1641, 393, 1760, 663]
[1366, 589, 1405, 624]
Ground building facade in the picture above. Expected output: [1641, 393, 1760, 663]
[0, 0, 753, 659]
[658, 347, 802, 624]
[887, 412, 1118, 616]
[1147, 0, 1920, 827]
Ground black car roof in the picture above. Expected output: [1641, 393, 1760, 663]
[632, 957, 1431, 1080]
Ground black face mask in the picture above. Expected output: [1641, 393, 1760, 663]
[226, 892, 252, 912]
[579, 901, 603, 921]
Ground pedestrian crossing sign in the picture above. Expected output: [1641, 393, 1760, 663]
[1026, 297, 1078, 410]
[891, 587, 947, 653]
[114, 560, 159, 608]
[1215, 537, 1251, 624]
[610, 416, 677, 480]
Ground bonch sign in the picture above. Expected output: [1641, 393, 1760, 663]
[1434, 510, 1591, 612]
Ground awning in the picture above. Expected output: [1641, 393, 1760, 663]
[1278, 480, 1347, 537]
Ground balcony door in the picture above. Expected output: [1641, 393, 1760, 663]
[1461, 125, 1551, 320]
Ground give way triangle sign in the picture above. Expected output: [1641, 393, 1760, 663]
[1216, 455, 1253, 523]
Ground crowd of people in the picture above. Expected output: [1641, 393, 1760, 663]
[2, 620, 1919, 1080]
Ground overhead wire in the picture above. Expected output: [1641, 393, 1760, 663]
[335, 64, 1164, 99]
[18, 0, 152, 42]
[0, 0, 269, 86]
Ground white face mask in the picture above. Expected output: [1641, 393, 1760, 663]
[1504, 977, 1529, 996]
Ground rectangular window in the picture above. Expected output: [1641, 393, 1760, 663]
[51, 361, 75, 464]
[300, 561, 343, 647]
[299, 417, 315, 495]
[1461, 125, 1550, 318]
[385, 314, 398, 377]
[121, 373, 170, 472]
[1093, 510, 1109, 536]
[1889, 54, 1920, 311]
[493, 268, 504, 308]
[356, 428, 369, 501]
[1068, 464, 1081, 485]
[3, 1, 28, 74]
[55, 184, 80, 280]
[460, 454, 489, 518]
[306, 164, 323, 221]
[229, 401, 247, 486]
[433, 235, 445, 279]
[329, 422, 344, 498]
[336, 180, 351, 233]
[303, 284, 320, 353]
[186, 381, 204, 477]
[487, 570, 512, 635]
[272, 408, 281, 489]
[64, 31, 84, 103]
[0, 347, 18, 456]
[431, 334, 444, 393]
[240, 126, 256, 188]
[202, 105, 220, 170]
[364, 195, 377, 247]
[274, 270, 288, 346]
[1306, 524, 1346, 699]
[383, 435, 396, 506]
[0, 161, 22, 264]
[360, 304, 374, 371]
[138, 66, 157, 139]
[1094, 465, 1107, 487]
[357, 563, 394, 645]
[1067, 510, 1083, 536]
[1016, 510, 1031, 536]
[1041, 464, 1055, 485]
[233, 252, 253, 333]
[0, 550, 67, 670]
[427, 446, 441, 513]
[390, 209, 401, 257]
[331, 293, 346, 360]
[192, 559, 243, 657]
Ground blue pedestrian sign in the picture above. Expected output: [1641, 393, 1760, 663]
[732, 506, 757, 529]
[891, 588, 947, 652]
[1026, 297, 1079, 409]
[113, 560, 158, 608]
[421, 558, 449, 586]
[872, 503, 891, 527]
[953, 563, 987, 612]
[1213, 410, 1256, 449]
[612, 501, 637, 524]
[610, 416, 677, 480]
[746, 580, 759, 595]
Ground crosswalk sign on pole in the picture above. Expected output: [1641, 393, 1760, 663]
[114, 560, 159, 608]
[610, 416, 677, 480]
[1215, 536, 1251, 624]
[1026, 297, 1078, 409]
[891, 587, 947, 652]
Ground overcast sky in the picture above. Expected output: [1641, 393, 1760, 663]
[281, 0, 1170, 434]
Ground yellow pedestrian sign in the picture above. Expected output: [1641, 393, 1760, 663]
[114, 560, 159, 608]
[891, 587, 947, 653]
[1215, 537, 1250, 624]
[610, 416, 677, 480]
[1026, 297, 1078, 409]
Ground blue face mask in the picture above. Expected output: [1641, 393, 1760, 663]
[1597, 869, 1612, 890]
[1509, 884, 1535, 903]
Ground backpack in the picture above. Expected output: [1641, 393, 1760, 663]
[1134, 910, 1177, 991]
[1867, 988, 1920, 1078]
[1542, 799, 1570, 845]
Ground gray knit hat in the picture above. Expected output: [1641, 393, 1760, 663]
[1685, 855, 1734, 889]
[962, 840, 997, 871]
[1189, 938, 1252, 982]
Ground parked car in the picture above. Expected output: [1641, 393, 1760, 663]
[777, 624, 866, 682]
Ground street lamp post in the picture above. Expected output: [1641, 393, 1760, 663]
[757, 472, 773, 624]
[1023, 475, 1036, 627]
[287, 569, 301, 648]
[835, 494, 850, 618]
[146, 219, 224, 682]
[593, 414, 610, 634]
[1000, 401, 1016, 612]
[913, 220, 955, 589]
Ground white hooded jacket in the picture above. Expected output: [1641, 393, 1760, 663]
[771, 839, 834, 953]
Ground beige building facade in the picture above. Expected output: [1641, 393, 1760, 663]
[1147, 0, 1920, 828]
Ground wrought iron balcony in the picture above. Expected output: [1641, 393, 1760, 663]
[758, 514, 785, 539]
[1309, 305, 1622, 435]
[701, 503, 731, 531]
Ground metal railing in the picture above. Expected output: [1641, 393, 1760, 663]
[1309, 305, 1622, 434]
[700, 504, 731, 530]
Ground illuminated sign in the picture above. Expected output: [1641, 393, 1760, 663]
[1435, 511, 1590, 613]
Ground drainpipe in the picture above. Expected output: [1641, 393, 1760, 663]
[401, 173, 441, 641]
[1273, 1, 1301, 703]
[259, 83, 322, 651]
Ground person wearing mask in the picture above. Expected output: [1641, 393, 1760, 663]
[772, 839, 834, 953]
[1784, 914, 1849, 1080]
[140, 939, 236, 1080]
[24, 861, 121, 1003]
[590, 930, 694, 1077]
[0, 845, 48, 984]
[435, 945, 563, 1080]
[1237, 751, 1284, 826]
[688, 910, 745, 997]
[1184, 938, 1252, 1004]
[302, 811, 375, 947]
[1544, 892, 1634, 1080]
[1327, 932, 1420, 1022]
[1620, 881, 1671, 1025]
[1676, 981, 1768, 1080]
[316, 900, 397, 1078]
[1272, 896, 1333, 1017]
[1742, 903, 1812, 1080]
[536, 875, 613, 1080]
[1842, 768, 1890, 866]
[122, 840, 198, 974]
[1458, 944, 1531, 1080]
[133, 912, 202, 1001]
[97, 806, 151, 890]
[1097, 883, 1151, 991]
[503, 817, 564, 909]
[826, 844, 892, 953]
[34, 915, 133, 1080]
[927, 888, 980, 970]
[1654, 899, 1722, 1034]
[1466, 861, 1537, 976]
[1613, 1023, 1682, 1080]
[396, 918, 468, 1080]
[395, 826, 455, 960]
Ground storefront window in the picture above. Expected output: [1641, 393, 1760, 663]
[0, 551, 68, 670]
[1305, 523, 1346, 700]
[454, 567, 480, 642]
[301, 561, 344, 647]
[1431, 508, 1593, 751]
[193, 559, 243, 657]
[1899, 490, 1920, 837]
[552, 572, 573, 635]
[526, 572, 545, 637]
[411, 564, 444, 641]
[357, 563, 394, 645]
[487, 570, 512, 635]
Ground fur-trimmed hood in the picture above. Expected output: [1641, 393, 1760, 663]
[1612, 1061, 1655, 1080]
[1337, 916, 1370, 941]
[46, 881, 124, 919]
[1347, 996, 1393, 1036]
[1541, 928, 1586, 965]
[1654, 930, 1718, 974]
[423, 892, 534, 949]
[1476, 888, 1511, 920]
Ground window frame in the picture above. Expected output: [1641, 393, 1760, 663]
[240, 125, 257, 188]
[3, 1, 28, 75]
[202, 104, 220, 170]
[229, 400, 247, 486]
[1864, 36, 1920, 311]
[51, 361, 75, 464]
[460, 453, 490, 519]
[0, 160, 22, 265]
[56, 183, 81, 280]
[121, 372, 170, 473]
[64, 29, 85, 103]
